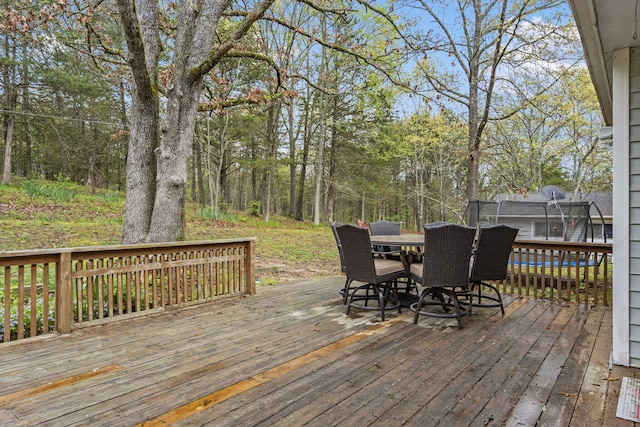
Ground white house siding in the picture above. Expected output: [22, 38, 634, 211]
[628, 48, 640, 366]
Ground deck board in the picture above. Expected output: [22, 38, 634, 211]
[0, 277, 637, 426]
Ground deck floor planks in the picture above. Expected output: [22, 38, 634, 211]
[372, 297, 553, 426]
[439, 301, 581, 427]
[331, 297, 533, 427]
[501, 302, 593, 426]
[19, 297, 367, 424]
[140, 318, 415, 426]
[602, 363, 638, 426]
[0, 277, 636, 426]
[3, 280, 337, 370]
[539, 304, 607, 426]
[258, 317, 463, 427]
[400, 300, 579, 426]
[0, 292, 301, 388]
[201, 316, 421, 427]
[470, 301, 579, 426]
[77, 288, 388, 424]
[5, 287, 349, 424]
[575, 304, 621, 425]
[278, 299, 533, 426]
[341, 298, 540, 426]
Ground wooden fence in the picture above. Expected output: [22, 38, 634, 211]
[0, 238, 256, 343]
[503, 240, 613, 305]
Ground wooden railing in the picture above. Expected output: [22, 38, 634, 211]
[502, 240, 612, 305]
[0, 238, 256, 343]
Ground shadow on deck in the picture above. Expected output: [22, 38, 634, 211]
[0, 277, 636, 426]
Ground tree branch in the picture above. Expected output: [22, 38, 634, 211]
[191, 0, 276, 78]
[256, 14, 412, 91]
[224, 49, 283, 88]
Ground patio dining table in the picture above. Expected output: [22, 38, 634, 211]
[369, 233, 424, 247]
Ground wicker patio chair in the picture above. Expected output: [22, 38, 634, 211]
[369, 220, 402, 255]
[369, 219, 418, 301]
[409, 223, 476, 328]
[335, 224, 406, 321]
[331, 222, 352, 304]
[469, 224, 519, 315]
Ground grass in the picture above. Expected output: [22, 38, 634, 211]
[0, 178, 340, 283]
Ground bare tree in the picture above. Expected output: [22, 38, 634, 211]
[411, 0, 571, 201]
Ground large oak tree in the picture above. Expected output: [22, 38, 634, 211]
[117, 0, 275, 243]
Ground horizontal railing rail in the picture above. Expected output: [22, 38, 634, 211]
[0, 238, 256, 343]
[502, 240, 612, 306]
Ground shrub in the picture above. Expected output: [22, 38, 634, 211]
[249, 200, 261, 217]
[23, 181, 76, 201]
[0, 294, 55, 342]
[198, 207, 238, 221]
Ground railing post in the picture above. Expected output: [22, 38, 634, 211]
[245, 239, 256, 295]
[56, 251, 73, 334]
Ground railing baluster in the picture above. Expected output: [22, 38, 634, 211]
[87, 259, 94, 322]
[3, 266, 10, 342]
[30, 264, 37, 337]
[532, 248, 539, 299]
[43, 263, 50, 335]
[97, 259, 104, 320]
[18, 265, 25, 339]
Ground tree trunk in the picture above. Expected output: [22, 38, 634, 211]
[263, 102, 280, 222]
[313, 92, 325, 225]
[21, 43, 32, 179]
[295, 99, 311, 221]
[121, 83, 159, 243]
[118, 0, 274, 241]
[195, 139, 205, 206]
[2, 114, 13, 185]
[287, 101, 297, 217]
[2, 35, 17, 185]
[118, 0, 160, 244]
[466, 11, 482, 203]
[146, 77, 203, 242]
[326, 99, 338, 224]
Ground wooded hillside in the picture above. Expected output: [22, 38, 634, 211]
[0, 178, 339, 283]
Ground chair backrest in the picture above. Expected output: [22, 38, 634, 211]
[335, 224, 377, 283]
[369, 220, 401, 236]
[330, 222, 346, 273]
[421, 223, 476, 288]
[470, 225, 519, 282]
[369, 220, 402, 253]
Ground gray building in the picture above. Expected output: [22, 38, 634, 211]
[467, 191, 612, 243]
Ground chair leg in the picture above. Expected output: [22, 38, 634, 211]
[341, 278, 352, 304]
[384, 280, 402, 315]
[413, 288, 430, 324]
[347, 284, 368, 315]
[433, 290, 450, 312]
[347, 282, 401, 321]
[411, 287, 467, 328]
[375, 284, 385, 322]
[472, 281, 505, 315]
[441, 288, 463, 329]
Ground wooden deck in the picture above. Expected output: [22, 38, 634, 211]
[0, 277, 637, 426]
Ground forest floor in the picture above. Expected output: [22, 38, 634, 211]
[0, 177, 341, 285]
